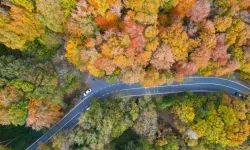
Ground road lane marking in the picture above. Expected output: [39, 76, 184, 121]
[120, 83, 246, 93]
[122, 90, 217, 98]
[36, 112, 81, 150]
[186, 76, 250, 90]
[27, 92, 95, 149]
[27, 76, 250, 149]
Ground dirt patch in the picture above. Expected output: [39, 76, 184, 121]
[157, 109, 179, 134]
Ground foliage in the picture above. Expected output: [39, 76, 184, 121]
[0, 55, 79, 129]
[36, 0, 67, 32]
[0, 0, 249, 86]
[0, 86, 23, 108]
[0, 109, 11, 125]
[48, 92, 250, 149]
[51, 131, 70, 150]
[67, 95, 161, 149]
[188, 0, 210, 22]
[10, 0, 34, 12]
[8, 100, 28, 126]
[9, 79, 34, 92]
[61, 74, 80, 94]
[160, 92, 250, 148]
[171, 0, 196, 17]
[133, 110, 158, 142]
[23, 29, 63, 60]
[0, 5, 44, 50]
[214, 17, 232, 32]
[161, 23, 189, 60]
[27, 99, 63, 131]
[140, 67, 166, 87]
[150, 44, 175, 71]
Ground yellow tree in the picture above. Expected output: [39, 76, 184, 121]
[160, 23, 189, 60]
[140, 67, 166, 87]
[10, 0, 34, 12]
[36, 0, 67, 32]
[0, 6, 44, 50]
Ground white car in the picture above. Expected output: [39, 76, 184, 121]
[86, 107, 90, 110]
[83, 88, 92, 96]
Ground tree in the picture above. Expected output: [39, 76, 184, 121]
[95, 58, 116, 75]
[52, 131, 70, 150]
[144, 26, 159, 39]
[124, 21, 146, 54]
[0, 86, 23, 108]
[70, 96, 135, 149]
[150, 44, 175, 71]
[120, 66, 145, 84]
[10, 0, 34, 12]
[0, 5, 44, 50]
[214, 17, 232, 32]
[24, 29, 63, 60]
[191, 46, 211, 68]
[8, 100, 28, 126]
[188, 0, 210, 22]
[226, 18, 250, 47]
[36, 0, 67, 32]
[9, 79, 34, 92]
[60, 0, 77, 17]
[204, 110, 228, 146]
[218, 105, 237, 126]
[174, 60, 198, 82]
[212, 34, 231, 66]
[161, 23, 189, 60]
[140, 67, 166, 87]
[133, 110, 158, 142]
[0, 108, 11, 125]
[27, 99, 63, 130]
[171, 104, 195, 123]
[66, 0, 99, 37]
[95, 10, 119, 30]
[171, 0, 196, 17]
[215, 59, 240, 76]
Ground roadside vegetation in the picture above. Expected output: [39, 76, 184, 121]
[39, 92, 250, 150]
[0, 0, 250, 149]
[0, 0, 250, 86]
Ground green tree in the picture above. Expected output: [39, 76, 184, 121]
[8, 101, 28, 126]
[9, 79, 34, 92]
[10, 0, 34, 12]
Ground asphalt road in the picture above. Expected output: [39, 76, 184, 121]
[26, 76, 250, 150]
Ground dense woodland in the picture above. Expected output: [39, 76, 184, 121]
[38, 92, 250, 150]
[0, 0, 250, 149]
[0, 0, 249, 86]
[0, 47, 83, 149]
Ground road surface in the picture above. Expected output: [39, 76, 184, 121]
[26, 76, 250, 150]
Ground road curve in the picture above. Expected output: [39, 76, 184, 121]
[26, 76, 250, 150]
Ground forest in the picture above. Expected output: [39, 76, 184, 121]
[38, 92, 250, 150]
[0, 0, 250, 149]
[0, 51, 84, 149]
[0, 0, 249, 86]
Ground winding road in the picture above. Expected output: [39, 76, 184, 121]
[26, 76, 250, 150]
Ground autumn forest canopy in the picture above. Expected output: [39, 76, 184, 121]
[46, 92, 250, 150]
[0, 0, 249, 86]
[0, 0, 250, 149]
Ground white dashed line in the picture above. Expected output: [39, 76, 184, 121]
[122, 90, 216, 98]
